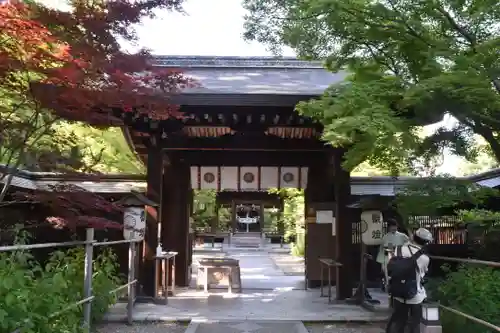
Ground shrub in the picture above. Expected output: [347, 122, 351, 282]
[0, 233, 121, 333]
[291, 231, 305, 257]
[434, 265, 500, 333]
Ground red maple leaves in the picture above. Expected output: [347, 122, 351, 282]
[1, 0, 192, 231]
[1, 0, 194, 126]
[13, 184, 125, 230]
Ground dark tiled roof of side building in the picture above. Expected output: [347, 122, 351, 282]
[1, 164, 500, 196]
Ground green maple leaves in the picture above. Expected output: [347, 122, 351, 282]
[244, 0, 500, 173]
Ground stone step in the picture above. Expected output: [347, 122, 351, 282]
[185, 320, 307, 333]
[232, 232, 262, 238]
[231, 234, 263, 248]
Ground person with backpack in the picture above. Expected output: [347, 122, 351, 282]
[386, 228, 433, 333]
[376, 219, 410, 291]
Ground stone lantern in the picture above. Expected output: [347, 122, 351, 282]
[115, 190, 159, 240]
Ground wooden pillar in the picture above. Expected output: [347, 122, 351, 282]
[304, 153, 335, 288]
[334, 150, 353, 300]
[162, 156, 191, 287]
[140, 149, 163, 297]
[231, 200, 237, 232]
[188, 188, 194, 267]
[259, 203, 264, 233]
[213, 204, 219, 233]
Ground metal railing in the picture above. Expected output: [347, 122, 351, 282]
[428, 255, 500, 332]
[0, 228, 141, 332]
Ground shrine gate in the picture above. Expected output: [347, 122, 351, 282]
[124, 56, 353, 300]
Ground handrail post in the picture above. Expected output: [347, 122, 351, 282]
[127, 241, 135, 325]
[82, 228, 94, 330]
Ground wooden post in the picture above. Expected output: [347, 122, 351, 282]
[140, 149, 163, 297]
[304, 153, 335, 288]
[162, 156, 191, 287]
[231, 200, 237, 232]
[259, 203, 264, 234]
[334, 149, 353, 300]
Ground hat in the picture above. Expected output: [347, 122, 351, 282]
[414, 228, 433, 243]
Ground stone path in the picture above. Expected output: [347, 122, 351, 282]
[185, 320, 306, 333]
[191, 250, 305, 290]
[96, 322, 187, 333]
[305, 323, 385, 333]
[269, 253, 305, 276]
[96, 322, 385, 333]
[105, 287, 388, 322]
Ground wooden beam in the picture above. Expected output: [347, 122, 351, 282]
[139, 133, 327, 151]
[139, 152, 324, 168]
[123, 106, 323, 134]
[216, 191, 282, 205]
[139, 149, 325, 167]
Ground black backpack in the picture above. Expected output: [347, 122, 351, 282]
[387, 245, 425, 300]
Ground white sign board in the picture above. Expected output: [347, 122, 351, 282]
[316, 210, 334, 224]
[360, 210, 384, 245]
[316, 210, 335, 236]
[123, 207, 146, 240]
[238, 217, 258, 224]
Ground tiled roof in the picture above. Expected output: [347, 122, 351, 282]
[153, 56, 348, 97]
[2, 165, 500, 196]
[0, 166, 145, 194]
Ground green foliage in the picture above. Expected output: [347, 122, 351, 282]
[0, 91, 58, 170]
[457, 139, 499, 176]
[394, 176, 499, 223]
[56, 124, 145, 174]
[458, 209, 500, 227]
[291, 230, 305, 257]
[298, 76, 420, 173]
[351, 161, 402, 176]
[269, 188, 304, 254]
[0, 232, 121, 333]
[0, 121, 145, 175]
[192, 190, 231, 231]
[244, 0, 500, 172]
[433, 265, 500, 333]
[262, 208, 277, 231]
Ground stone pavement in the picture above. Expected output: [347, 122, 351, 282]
[269, 253, 305, 276]
[105, 288, 389, 322]
[96, 322, 385, 333]
[103, 248, 389, 328]
[96, 322, 188, 333]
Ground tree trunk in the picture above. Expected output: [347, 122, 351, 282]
[473, 125, 500, 163]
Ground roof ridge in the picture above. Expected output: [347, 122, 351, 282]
[152, 55, 324, 69]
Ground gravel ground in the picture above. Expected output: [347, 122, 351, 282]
[95, 322, 188, 333]
[304, 323, 386, 333]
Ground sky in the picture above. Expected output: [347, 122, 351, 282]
[43, 0, 467, 175]
[121, 0, 295, 56]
